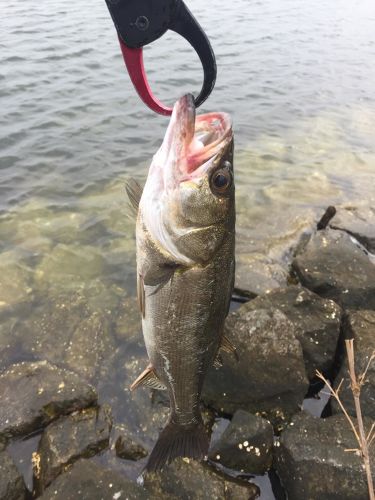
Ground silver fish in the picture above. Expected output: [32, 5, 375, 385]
[127, 94, 236, 472]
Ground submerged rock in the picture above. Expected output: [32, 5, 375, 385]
[39, 459, 149, 500]
[144, 457, 259, 500]
[203, 308, 308, 429]
[330, 205, 375, 253]
[245, 286, 342, 379]
[332, 310, 375, 419]
[0, 360, 97, 441]
[0, 450, 27, 500]
[0, 250, 33, 311]
[35, 243, 107, 291]
[292, 229, 375, 310]
[5, 292, 115, 381]
[274, 412, 375, 500]
[209, 410, 273, 474]
[35, 405, 113, 493]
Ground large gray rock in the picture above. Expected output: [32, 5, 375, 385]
[245, 286, 342, 379]
[274, 412, 375, 500]
[202, 308, 309, 429]
[0, 361, 97, 441]
[39, 459, 150, 500]
[330, 205, 375, 253]
[332, 310, 375, 419]
[292, 229, 375, 310]
[0, 450, 27, 500]
[209, 410, 273, 474]
[144, 457, 259, 500]
[35, 405, 113, 493]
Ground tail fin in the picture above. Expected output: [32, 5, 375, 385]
[145, 419, 209, 473]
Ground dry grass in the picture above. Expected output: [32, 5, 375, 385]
[316, 339, 375, 500]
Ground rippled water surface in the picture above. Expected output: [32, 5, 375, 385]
[1, 0, 375, 494]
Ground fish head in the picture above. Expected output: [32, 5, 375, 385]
[141, 94, 235, 266]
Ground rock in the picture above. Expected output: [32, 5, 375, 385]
[209, 410, 273, 474]
[35, 405, 112, 493]
[244, 286, 342, 379]
[0, 450, 27, 500]
[202, 308, 309, 430]
[292, 229, 375, 310]
[144, 458, 259, 500]
[332, 310, 375, 419]
[235, 253, 288, 296]
[235, 207, 316, 296]
[274, 412, 375, 500]
[115, 429, 148, 462]
[0, 361, 97, 441]
[330, 205, 375, 253]
[39, 459, 150, 500]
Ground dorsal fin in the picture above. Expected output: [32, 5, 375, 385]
[125, 178, 143, 213]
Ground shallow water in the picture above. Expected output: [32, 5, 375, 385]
[1, 0, 375, 496]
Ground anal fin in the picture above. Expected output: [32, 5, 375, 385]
[213, 335, 239, 367]
[220, 335, 239, 361]
[130, 365, 166, 392]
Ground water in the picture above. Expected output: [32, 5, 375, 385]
[1, 0, 375, 496]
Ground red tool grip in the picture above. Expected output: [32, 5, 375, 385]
[119, 37, 173, 116]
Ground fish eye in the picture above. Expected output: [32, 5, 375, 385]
[210, 164, 233, 195]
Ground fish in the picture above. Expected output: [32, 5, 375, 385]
[126, 94, 236, 472]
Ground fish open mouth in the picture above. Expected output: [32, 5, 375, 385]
[159, 94, 232, 183]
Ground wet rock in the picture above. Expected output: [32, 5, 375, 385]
[330, 205, 375, 253]
[39, 459, 150, 500]
[114, 297, 142, 342]
[244, 286, 342, 379]
[203, 308, 309, 429]
[115, 428, 148, 462]
[0, 360, 97, 441]
[292, 229, 375, 310]
[144, 457, 259, 500]
[35, 405, 112, 493]
[332, 310, 375, 419]
[209, 410, 273, 474]
[0, 450, 27, 500]
[98, 339, 171, 452]
[274, 412, 375, 500]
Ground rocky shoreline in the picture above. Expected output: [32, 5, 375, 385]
[1, 204, 374, 499]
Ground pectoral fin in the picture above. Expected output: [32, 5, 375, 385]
[130, 365, 166, 391]
[125, 178, 143, 215]
[137, 274, 145, 318]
